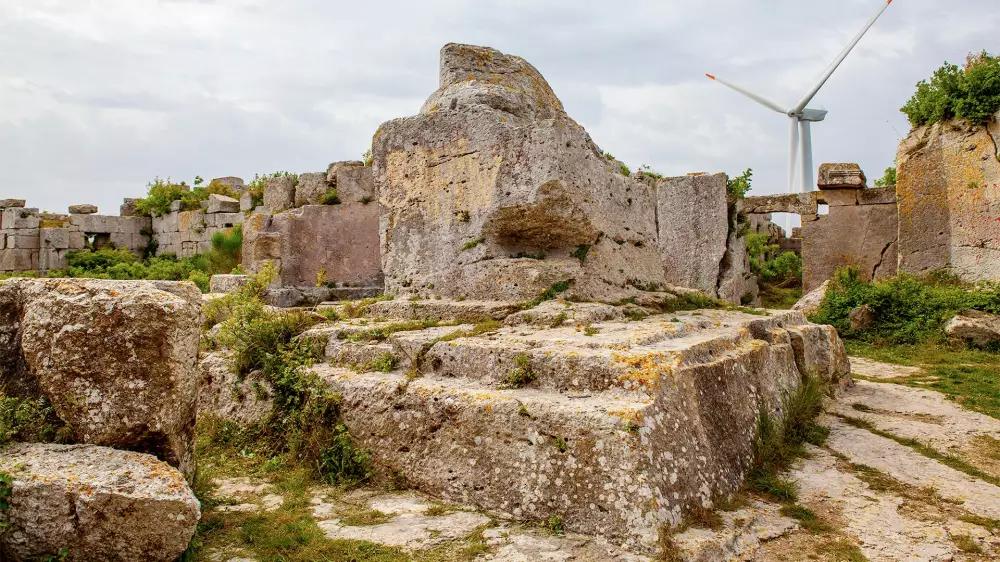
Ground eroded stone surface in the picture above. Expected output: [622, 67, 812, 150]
[0, 278, 201, 477]
[944, 309, 1000, 347]
[0, 443, 200, 562]
[318, 307, 849, 552]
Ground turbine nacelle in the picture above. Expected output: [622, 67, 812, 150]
[796, 108, 828, 122]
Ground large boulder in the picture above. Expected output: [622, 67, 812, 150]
[896, 113, 1000, 282]
[944, 309, 1000, 348]
[0, 443, 200, 562]
[373, 43, 667, 302]
[793, 280, 830, 317]
[0, 278, 201, 478]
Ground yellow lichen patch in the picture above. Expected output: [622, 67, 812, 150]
[613, 352, 673, 390]
[608, 408, 644, 431]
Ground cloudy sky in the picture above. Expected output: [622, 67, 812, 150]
[1, 0, 996, 215]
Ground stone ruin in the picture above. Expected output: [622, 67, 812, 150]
[744, 112, 1000, 292]
[11, 41, 1000, 559]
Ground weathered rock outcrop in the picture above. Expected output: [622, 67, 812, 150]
[0, 443, 200, 562]
[0, 278, 201, 477]
[373, 43, 668, 303]
[198, 350, 274, 425]
[301, 301, 850, 553]
[896, 113, 1000, 282]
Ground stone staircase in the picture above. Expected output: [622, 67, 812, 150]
[299, 300, 849, 553]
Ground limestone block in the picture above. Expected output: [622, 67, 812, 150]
[40, 227, 70, 249]
[0, 278, 202, 478]
[2, 207, 40, 229]
[69, 213, 114, 233]
[213, 212, 243, 228]
[206, 193, 240, 214]
[68, 231, 86, 250]
[6, 233, 39, 250]
[239, 191, 255, 212]
[38, 248, 67, 271]
[169, 199, 183, 213]
[263, 175, 297, 214]
[109, 231, 132, 249]
[181, 240, 199, 257]
[801, 200, 898, 292]
[198, 352, 273, 425]
[120, 197, 141, 217]
[0, 443, 199, 562]
[654, 173, 729, 295]
[374, 43, 664, 302]
[209, 176, 245, 191]
[0, 249, 33, 271]
[742, 193, 817, 216]
[152, 212, 178, 234]
[68, 203, 99, 214]
[0, 234, 4, 250]
[209, 274, 250, 294]
[817, 163, 867, 190]
[268, 204, 382, 287]
[328, 161, 375, 204]
[944, 310, 1000, 348]
[293, 172, 331, 207]
[0, 198, 26, 209]
[857, 187, 897, 206]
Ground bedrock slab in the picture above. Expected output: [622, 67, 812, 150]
[314, 308, 849, 553]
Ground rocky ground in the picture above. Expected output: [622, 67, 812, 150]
[195, 356, 1000, 562]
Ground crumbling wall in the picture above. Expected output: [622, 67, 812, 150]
[896, 113, 1000, 282]
[744, 164, 898, 293]
[151, 198, 244, 258]
[242, 161, 382, 301]
[0, 200, 151, 272]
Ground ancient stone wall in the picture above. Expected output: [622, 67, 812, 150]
[0, 200, 151, 272]
[241, 161, 383, 304]
[896, 113, 1000, 282]
[151, 197, 244, 258]
[744, 163, 898, 292]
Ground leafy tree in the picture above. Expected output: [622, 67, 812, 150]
[874, 167, 896, 188]
[901, 51, 1000, 127]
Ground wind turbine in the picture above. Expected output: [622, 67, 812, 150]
[707, 0, 893, 194]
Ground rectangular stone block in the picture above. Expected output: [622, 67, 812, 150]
[2, 208, 40, 230]
[7, 233, 39, 250]
[857, 187, 897, 206]
[213, 213, 243, 228]
[0, 199, 26, 209]
[38, 248, 67, 271]
[109, 232, 133, 249]
[817, 163, 867, 190]
[40, 228, 70, 249]
[0, 249, 35, 271]
[68, 231, 86, 250]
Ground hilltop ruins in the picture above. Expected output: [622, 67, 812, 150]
[0, 42, 998, 561]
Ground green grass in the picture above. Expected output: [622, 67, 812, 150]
[759, 285, 802, 309]
[845, 340, 1000, 420]
[779, 504, 831, 534]
[343, 319, 445, 343]
[502, 353, 536, 388]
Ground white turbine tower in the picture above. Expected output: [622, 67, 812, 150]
[707, 0, 893, 194]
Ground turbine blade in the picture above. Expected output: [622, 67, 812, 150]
[706, 73, 787, 114]
[793, 0, 893, 113]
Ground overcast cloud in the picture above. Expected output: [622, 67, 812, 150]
[1, 0, 997, 215]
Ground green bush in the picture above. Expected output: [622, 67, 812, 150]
[133, 177, 240, 217]
[211, 268, 371, 485]
[53, 225, 243, 293]
[811, 267, 1000, 344]
[874, 167, 897, 188]
[745, 232, 802, 285]
[901, 51, 1000, 127]
[727, 168, 753, 199]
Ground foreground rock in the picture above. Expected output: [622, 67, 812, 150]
[0, 443, 200, 562]
[944, 309, 1000, 347]
[792, 279, 829, 317]
[305, 302, 849, 553]
[0, 278, 201, 477]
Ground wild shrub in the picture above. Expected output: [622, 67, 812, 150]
[748, 375, 827, 502]
[745, 232, 802, 286]
[727, 168, 753, 199]
[874, 167, 897, 188]
[811, 267, 1000, 344]
[211, 267, 372, 485]
[902, 51, 1000, 127]
[134, 177, 240, 217]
